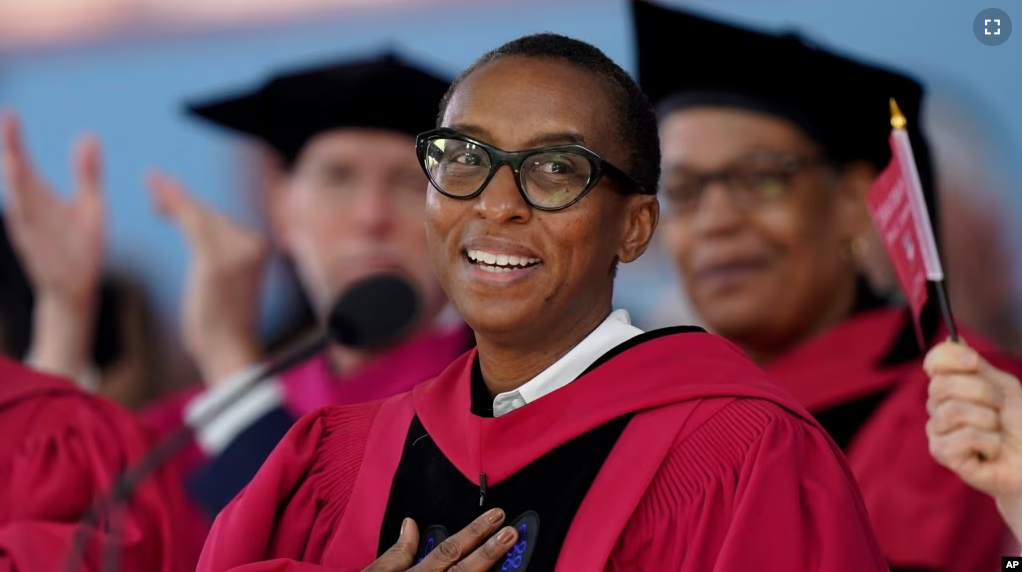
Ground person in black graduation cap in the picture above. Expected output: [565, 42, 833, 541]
[139, 51, 476, 522]
[1, 53, 473, 532]
[631, 1, 1022, 571]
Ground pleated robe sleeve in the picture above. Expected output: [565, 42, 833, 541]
[0, 377, 199, 572]
[197, 402, 383, 572]
[609, 398, 889, 572]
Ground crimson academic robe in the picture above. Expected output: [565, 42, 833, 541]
[0, 356, 198, 572]
[198, 328, 888, 572]
[767, 306, 1022, 572]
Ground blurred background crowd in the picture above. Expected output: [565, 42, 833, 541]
[0, 0, 1019, 409]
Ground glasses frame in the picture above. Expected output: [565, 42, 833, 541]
[662, 155, 828, 214]
[415, 127, 647, 212]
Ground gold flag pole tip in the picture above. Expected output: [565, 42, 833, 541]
[889, 98, 907, 130]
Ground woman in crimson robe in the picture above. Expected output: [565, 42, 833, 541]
[0, 356, 199, 571]
[197, 32, 888, 572]
[633, 2, 1022, 571]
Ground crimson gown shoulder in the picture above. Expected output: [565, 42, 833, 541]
[0, 358, 198, 572]
[198, 399, 386, 570]
[610, 397, 887, 572]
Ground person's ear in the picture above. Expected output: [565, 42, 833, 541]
[833, 160, 877, 243]
[617, 194, 659, 264]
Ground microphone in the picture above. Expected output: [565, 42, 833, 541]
[63, 272, 420, 572]
[208, 270, 421, 384]
[326, 271, 421, 348]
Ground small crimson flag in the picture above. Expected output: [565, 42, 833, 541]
[865, 99, 955, 345]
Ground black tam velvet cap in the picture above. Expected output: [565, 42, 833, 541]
[632, 0, 945, 354]
[631, 0, 937, 227]
[186, 52, 452, 167]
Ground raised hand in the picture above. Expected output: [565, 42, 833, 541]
[925, 340, 1022, 538]
[1, 111, 106, 376]
[368, 509, 519, 572]
[148, 171, 270, 385]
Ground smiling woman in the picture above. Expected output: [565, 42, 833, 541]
[420, 38, 660, 373]
[196, 32, 888, 572]
[633, 1, 1022, 570]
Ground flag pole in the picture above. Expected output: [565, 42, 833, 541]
[935, 280, 959, 342]
[889, 98, 958, 342]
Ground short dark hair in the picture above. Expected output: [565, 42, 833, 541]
[437, 33, 661, 196]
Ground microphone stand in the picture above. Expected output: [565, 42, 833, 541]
[62, 334, 328, 572]
[62, 271, 419, 572]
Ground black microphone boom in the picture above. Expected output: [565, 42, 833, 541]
[63, 273, 420, 572]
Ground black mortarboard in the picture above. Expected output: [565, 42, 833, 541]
[631, 0, 937, 230]
[633, 0, 944, 356]
[186, 51, 451, 167]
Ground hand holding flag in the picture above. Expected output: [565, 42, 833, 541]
[867, 99, 1010, 472]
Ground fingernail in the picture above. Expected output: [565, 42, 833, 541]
[959, 351, 978, 368]
[497, 527, 516, 545]
[400, 518, 410, 538]
[485, 508, 504, 524]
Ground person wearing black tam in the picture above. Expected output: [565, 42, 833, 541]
[141, 51, 476, 523]
[1, 52, 474, 535]
[632, 1, 1022, 571]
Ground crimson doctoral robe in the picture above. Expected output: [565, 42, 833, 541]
[197, 328, 888, 571]
[0, 356, 198, 572]
[768, 306, 1022, 572]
